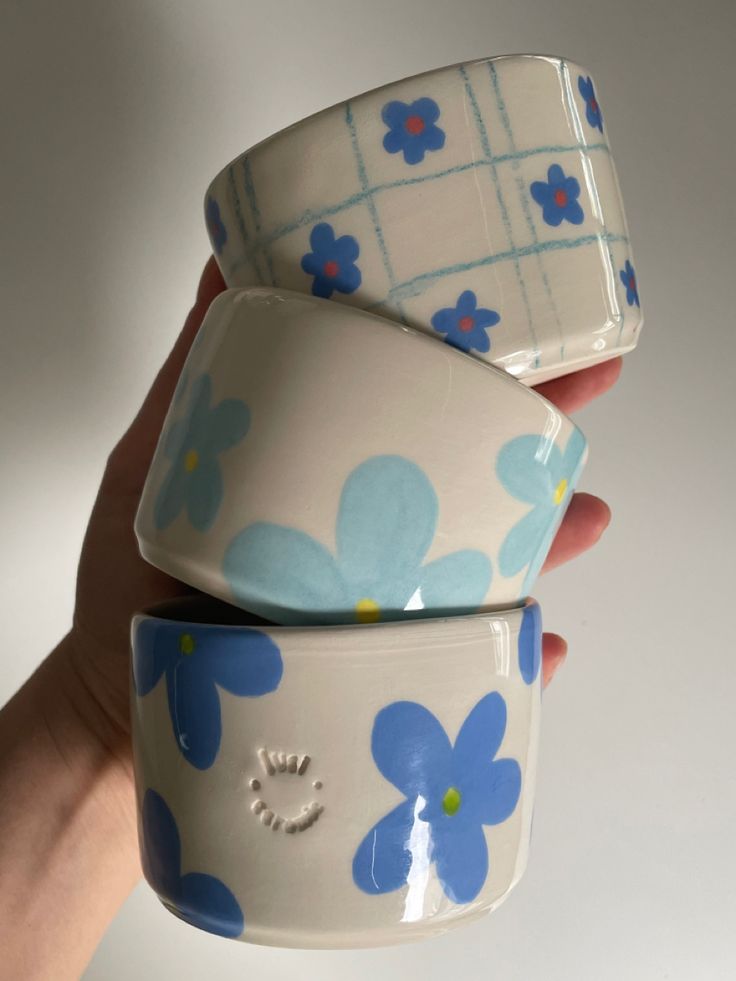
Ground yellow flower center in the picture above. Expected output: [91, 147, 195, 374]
[355, 598, 381, 623]
[184, 449, 199, 473]
[553, 477, 568, 505]
[179, 633, 196, 655]
[442, 786, 462, 816]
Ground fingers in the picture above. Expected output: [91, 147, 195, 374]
[543, 492, 611, 572]
[533, 356, 622, 414]
[542, 632, 567, 688]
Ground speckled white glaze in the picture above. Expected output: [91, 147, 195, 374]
[134, 288, 586, 622]
[131, 600, 542, 948]
[205, 54, 642, 385]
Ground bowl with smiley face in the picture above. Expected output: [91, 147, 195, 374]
[131, 595, 542, 947]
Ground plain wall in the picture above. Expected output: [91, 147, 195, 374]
[1, 1, 734, 979]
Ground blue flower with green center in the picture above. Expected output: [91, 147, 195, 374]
[141, 789, 244, 938]
[205, 196, 228, 255]
[381, 97, 446, 165]
[222, 455, 492, 625]
[352, 693, 521, 904]
[530, 164, 584, 226]
[154, 373, 251, 532]
[132, 619, 283, 769]
[620, 259, 640, 307]
[496, 429, 587, 595]
[577, 75, 603, 132]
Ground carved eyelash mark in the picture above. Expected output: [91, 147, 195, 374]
[257, 747, 311, 776]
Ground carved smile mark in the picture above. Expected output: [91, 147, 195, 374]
[248, 747, 325, 834]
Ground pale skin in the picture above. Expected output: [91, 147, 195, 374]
[0, 258, 621, 978]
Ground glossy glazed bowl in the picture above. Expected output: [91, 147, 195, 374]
[134, 288, 587, 623]
[131, 596, 542, 948]
[205, 54, 642, 385]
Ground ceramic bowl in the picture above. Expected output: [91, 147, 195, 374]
[131, 596, 542, 948]
[205, 54, 642, 385]
[134, 288, 587, 623]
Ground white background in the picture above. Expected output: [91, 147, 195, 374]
[1, 1, 734, 978]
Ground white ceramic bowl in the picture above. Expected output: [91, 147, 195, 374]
[131, 597, 542, 948]
[205, 54, 642, 385]
[134, 288, 587, 622]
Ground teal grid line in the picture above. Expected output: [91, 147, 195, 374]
[242, 157, 276, 286]
[344, 102, 406, 323]
[488, 61, 566, 360]
[559, 60, 625, 346]
[226, 164, 260, 282]
[458, 64, 540, 367]
[365, 232, 629, 308]
[228, 142, 610, 265]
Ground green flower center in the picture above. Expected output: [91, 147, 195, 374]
[179, 633, 195, 655]
[442, 786, 462, 816]
[553, 477, 568, 505]
[184, 449, 199, 473]
[355, 598, 380, 624]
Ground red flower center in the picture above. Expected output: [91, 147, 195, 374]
[405, 114, 425, 136]
[323, 260, 339, 278]
[590, 98, 598, 113]
[629, 275, 636, 291]
[458, 315, 475, 333]
[554, 188, 568, 207]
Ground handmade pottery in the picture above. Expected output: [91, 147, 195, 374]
[205, 54, 642, 385]
[131, 597, 542, 948]
[134, 288, 587, 622]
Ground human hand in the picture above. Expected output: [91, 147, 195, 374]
[71, 259, 620, 752]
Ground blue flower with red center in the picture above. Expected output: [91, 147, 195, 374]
[530, 164, 585, 227]
[352, 693, 521, 904]
[430, 290, 501, 354]
[141, 789, 244, 938]
[301, 223, 361, 299]
[205, 196, 228, 255]
[578, 75, 603, 133]
[620, 259, 640, 307]
[381, 97, 446, 165]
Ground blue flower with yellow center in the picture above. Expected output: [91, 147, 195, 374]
[381, 97, 446, 165]
[578, 75, 603, 132]
[352, 692, 521, 904]
[430, 289, 501, 354]
[205, 196, 228, 255]
[154, 374, 251, 532]
[132, 619, 283, 769]
[496, 429, 587, 595]
[301, 222, 361, 299]
[620, 259, 640, 307]
[222, 454, 492, 625]
[530, 164, 585, 227]
[141, 789, 244, 938]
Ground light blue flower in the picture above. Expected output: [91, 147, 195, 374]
[496, 429, 587, 595]
[381, 97, 446, 165]
[223, 455, 492, 625]
[352, 693, 521, 904]
[154, 374, 251, 532]
[141, 789, 244, 938]
[530, 164, 585, 227]
[133, 619, 283, 770]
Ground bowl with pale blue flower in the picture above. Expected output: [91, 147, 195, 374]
[205, 54, 642, 385]
[131, 594, 542, 947]
[134, 287, 587, 624]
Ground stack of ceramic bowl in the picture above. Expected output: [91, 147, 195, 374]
[131, 55, 642, 948]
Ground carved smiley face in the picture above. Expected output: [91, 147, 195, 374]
[248, 748, 324, 834]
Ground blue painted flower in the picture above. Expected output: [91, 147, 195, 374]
[223, 455, 492, 625]
[205, 196, 228, 255]
[496, 429, 587, 595]
[430, 290, 501, 354]
[382, 97, 446, 165]
[154, 374, 250, 532]
[301, 223, 361, 299]
[352, 693, 521, 904]
[133, 619, 283, 769]
[530, 164, 584, 227]
[141, 788, 244, 938]
[518, 603, 542, 685]
[578, 75, 603, 133]
[620, 259, 640, 307]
